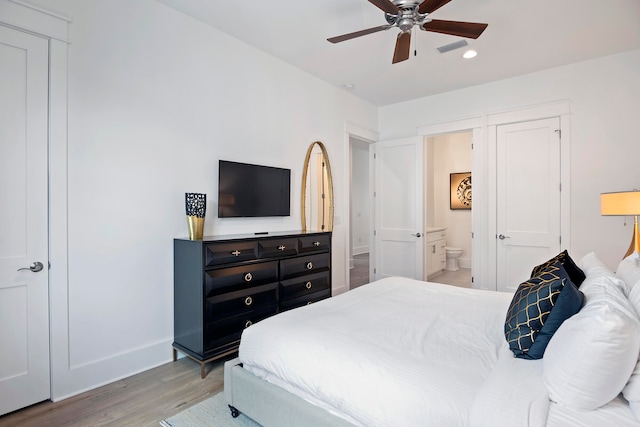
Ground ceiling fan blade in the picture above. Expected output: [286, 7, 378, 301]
[392, 31, 411, 64]
[328, 25, 392, 43]
[368, 0, 400, 14]
[418, 0, 452, 14]
[422, 19, 488, 39]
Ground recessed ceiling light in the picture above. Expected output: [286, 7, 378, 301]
[463, 50, 477, 59]
[343, 83, 355, 90]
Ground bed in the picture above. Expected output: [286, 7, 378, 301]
[224, 251, 640, 427]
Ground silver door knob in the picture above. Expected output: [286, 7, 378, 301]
[498, 234, 511, 240]
[412, 232, 422, 238]
[17, 261, 44, 272]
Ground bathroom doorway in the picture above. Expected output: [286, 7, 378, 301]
[426, 132, 473, 288]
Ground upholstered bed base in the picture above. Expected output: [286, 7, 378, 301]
[223, 357, 355, 427]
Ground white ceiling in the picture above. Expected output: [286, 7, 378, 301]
[155, 0, 640, 106]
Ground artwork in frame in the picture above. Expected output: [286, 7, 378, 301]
[450, 172, 472, 210]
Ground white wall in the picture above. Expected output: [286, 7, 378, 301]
[26, 0, 377, 400]
[430, 133, 473, 268]
[381, 49, 640, 274]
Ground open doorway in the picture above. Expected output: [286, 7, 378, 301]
[426, 131, 473, 288]
[349, 137, 371, 289]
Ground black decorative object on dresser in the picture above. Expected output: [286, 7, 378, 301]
[173, 231, 332, 377]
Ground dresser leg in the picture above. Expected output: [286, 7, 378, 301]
[201, 363, 206, 379]
[173, 347, 177, 362]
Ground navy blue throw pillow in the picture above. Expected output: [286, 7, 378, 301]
[525, 278, 584, 359]
[505, 262, 583, 359]
[530, 250, 586, 287]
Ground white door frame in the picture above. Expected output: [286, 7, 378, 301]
[0, 0, 70, 402]
[418, 117, 484, 288]
[343, 123, 378, 293]
[417, 101, 571, 291]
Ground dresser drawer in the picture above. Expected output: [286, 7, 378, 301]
[280, 271, 330, 301]
[280, 289, 330, 312]
[205, 261, 278, 295]
[280, 253, 330, 280]
[258, 238, 298, 258]
[298, 234, 331, 253]
[204, 305, 277, 354]
[204, 241, 258, 267]
[206, 282, 278, 322]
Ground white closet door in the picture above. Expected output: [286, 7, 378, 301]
[373, 137, 424, 281]
[496, 118, 561, 292]
[0, 25, 50, 415]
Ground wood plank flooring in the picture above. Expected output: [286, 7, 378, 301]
[0, 355, 233, 427]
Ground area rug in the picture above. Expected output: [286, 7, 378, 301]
[160, 393, 261, 427]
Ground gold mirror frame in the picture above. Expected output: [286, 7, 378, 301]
[301, 141, 334, 232]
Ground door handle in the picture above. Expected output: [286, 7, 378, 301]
[498, 234, 511, 240]
[411, 232, 422, 238]
[17, 261, 44, 272]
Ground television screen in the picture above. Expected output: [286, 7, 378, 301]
[218, 160, 291, 218]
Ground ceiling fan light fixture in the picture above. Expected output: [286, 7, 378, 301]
[328, 0, 488, 64]
[463, 49, 477, 59]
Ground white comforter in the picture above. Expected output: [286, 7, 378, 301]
[239, 276, 513, 426]
[239, 276, 640, 426]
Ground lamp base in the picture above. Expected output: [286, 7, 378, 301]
[624, 215, 640, 258]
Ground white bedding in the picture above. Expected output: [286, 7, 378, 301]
[239, 276, 513, 426]
[238, 276, 640, 427]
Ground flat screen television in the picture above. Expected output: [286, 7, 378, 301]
[218, 160, 291, 218]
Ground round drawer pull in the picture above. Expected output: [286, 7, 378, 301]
[278, 245, 286, 251]
[306, 261, 313, 270]
[231, 250, 241, 256]
[305, 281, 312, 289]
[313, 241, 320, 247]
[306, 301, 313, 305]
[244, 320, 253, 328]
[244, 296, 253, 306]
[244, 272, 253, 282]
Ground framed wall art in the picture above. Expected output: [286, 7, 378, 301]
[450, 172, 472, 210]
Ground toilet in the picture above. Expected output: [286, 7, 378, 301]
[445, 246, 463, 271]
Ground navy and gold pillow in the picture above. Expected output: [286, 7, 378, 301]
[505, 262, 584, 359]
[530, 250, 586, 287]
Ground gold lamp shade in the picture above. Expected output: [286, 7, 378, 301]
[601, 190, 640, 257]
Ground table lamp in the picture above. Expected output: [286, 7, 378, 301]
[601, 190, 640, 258]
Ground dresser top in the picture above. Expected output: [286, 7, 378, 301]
[175, 230, 331, 242]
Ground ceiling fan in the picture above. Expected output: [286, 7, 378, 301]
[327, 0, 488, 64]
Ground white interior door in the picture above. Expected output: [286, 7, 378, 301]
[373, 137, 424, 280]
[496, 118, 561, 292]
[0, 25, 50, 415]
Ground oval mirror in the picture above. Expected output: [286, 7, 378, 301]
[301, 141, 334, 232]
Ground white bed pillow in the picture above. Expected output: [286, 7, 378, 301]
[578, 251, 614, 276]
[622, 282, 640, 420]
[616, 252, 640, 291]
[542, 272, 640, 410]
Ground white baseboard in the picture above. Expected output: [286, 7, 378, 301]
[459, 258, 472, 269]
[51, 339, 172, 402]
[352, 246, 369, 256]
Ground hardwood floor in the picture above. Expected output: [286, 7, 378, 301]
[0, 355, 233, 427]
[350, 253, 370, 289]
